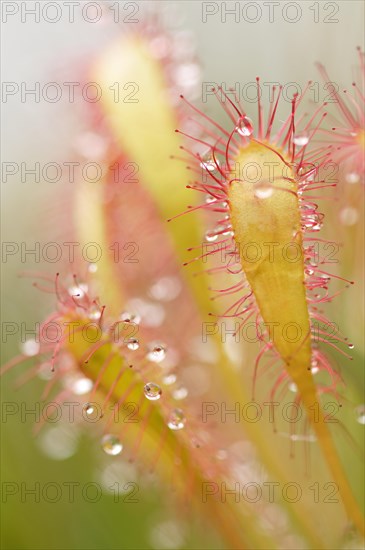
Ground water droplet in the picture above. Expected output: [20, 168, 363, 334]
[216, 449, 228, 460]
[88, 262, 98, 273]
[144, 382, 162, 401]
[146, 344, 166, 363]
[236, 116, 254, 137]
[37, 362, 54, 381]
[293, 132, 309, 147]
[355, 405, 365, 425]
[172, 387, 188, 400]
[200, 152, 218, 172]
[83, 402, 95, 415]
[126, 338, 139, 351]
[71, 377, 93, 395]
[120, 311, 141, 324]
[346, 172, 360, 184]
[68, 283, 88, 299]
[21, 339, 40, 357]
[38, 425, 78, 460]
[149, 277, 181, 302]
[310, 357, 319, 374]
[254, 183, 273, 199]
[205, 230, 218, 242]
[340, 207, 359, 226]
[205, 195, 215, 204]
[348, 343, 354, 349]
[174, 63, 200, 88]
[126, 299, 164, 328]
[149, 520, 186, 550]
[288, 382, 297, 393]
[88, 305, 101, 320]
[101, 434, 123, 456]
[162, 373, 177, 385]
[167, 409, 186, 430]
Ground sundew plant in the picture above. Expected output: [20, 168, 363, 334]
[1, 2, 364, 550]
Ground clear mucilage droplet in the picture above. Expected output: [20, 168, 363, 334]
[146, 344, 166, 363]
[120, 311, 141, 324]
[83, 402, 95, 415]
[355, 405, 365, 425]
[236, 116, 254, 137]
[101, 434, 123, 456]
[200, 152, 218, 172]
[88, 305, 102, 320]
[126, 338, 139, 351]
[144, 382, 162, 401]
[293, 132, 309, 147]
[167, 409, 186, 430]
[254, 183, 273, 199]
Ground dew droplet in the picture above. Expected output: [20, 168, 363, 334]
[83, 402, 95, 415]
[71, 377, 93, 395]
[172, 387, 188, 400]
[101, 434, 123, 456]
[205, 194, 215, 204]
[162, 373, 177, 385]
[254, 183, 273, 199]
[144, 382, 162, 401]
[88, 262, 98, 273]
[126, 338, 139, 351]
[293, 132, 309, 147]
[340, 207, 359, 226]
[310, 357, 319, 374]
[236, 116, 253, 137]
[146, 344, 166, 363]
[68, 283, 88, 299]
[288, 382, 297, 393]
[38, 425, 78, 460]
[149, 277, 181, 302]
[216, 449, 228, 460]
[348, 343, 354, 349]
[355, 405, 365, 425]
[120, 311, 141, 324]
[21, 339, 40, 357]
[88, 304, 102, 320]
[205, 230, 218, 242]
[199, 152, 217, 172]
[167, 408, 186, 430]
[345, 172, 360, 184]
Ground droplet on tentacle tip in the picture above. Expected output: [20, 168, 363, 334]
[126, 338, 139, 351]
[293, 132, 309, 147]
[144, 382, 162, 401]
[199, 152, 218, 172]
[236, 115, 254, 137]
[205, 230, 218, 242]
[146, 343, 166, 363]
[88, 304, 102, 320]
[120, 311, 141, 325]
[340, 207, 359, 226]
[101, 434, 123, 456]
[167, 409, 186, 430]
[83, 402, 95, 416]
[355, 405, 365, 425]
[21, 339, 40, 357]
[254, 183, 273, 199]
[346, 172, 360, 184]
